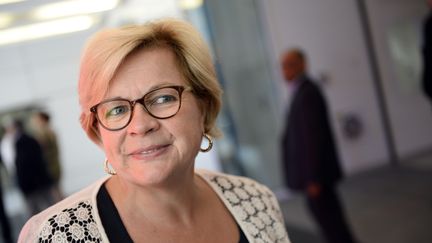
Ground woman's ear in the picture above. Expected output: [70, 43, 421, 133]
[90, 118, 104, 146]
[201, 104, 207, 132]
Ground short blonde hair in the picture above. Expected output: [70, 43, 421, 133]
[78, 18, 222, 145]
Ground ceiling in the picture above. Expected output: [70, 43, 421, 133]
[0, 0, 202, 46]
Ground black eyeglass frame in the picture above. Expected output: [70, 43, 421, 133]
[90, 85, 188, 131]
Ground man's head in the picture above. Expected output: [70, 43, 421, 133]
[281, 48, 306, 83]
[31, 111, 50, 129]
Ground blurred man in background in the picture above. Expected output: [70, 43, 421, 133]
[4, 119, 54, 216]
[280, 48, 357, 243]
[0, 120, 15, 243]
[422, 0, 432, 104]
[31, 111, 63, 202]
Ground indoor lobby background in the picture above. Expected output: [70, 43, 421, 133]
[0, 0, 431, 242]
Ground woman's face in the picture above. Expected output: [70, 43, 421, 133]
[98, 47, 205, 187]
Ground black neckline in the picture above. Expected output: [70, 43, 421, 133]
[97, 184, 134, 243]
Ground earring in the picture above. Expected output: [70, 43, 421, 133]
[104, 159, 117, 175]
[200, 133, 213, 152]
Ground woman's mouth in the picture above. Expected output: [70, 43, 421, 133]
[128, 144, 170, 160]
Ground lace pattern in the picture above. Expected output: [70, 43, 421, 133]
[211, 175, 289, 243]
[38, 200, 102, 243]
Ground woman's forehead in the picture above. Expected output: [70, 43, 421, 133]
[104, 47, 186, 98]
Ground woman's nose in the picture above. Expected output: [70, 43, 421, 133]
[126, 104, 160, 135]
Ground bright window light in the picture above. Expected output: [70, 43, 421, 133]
[0, 13, 14, 28]
[31, 0, 119, 20]
[0, 15, 97, 46]
[0, 0, 26, 5]
[179, 0, 203, 10]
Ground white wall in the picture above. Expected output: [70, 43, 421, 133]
[365, 0, 432, 158]
[259, 0, 390, 174]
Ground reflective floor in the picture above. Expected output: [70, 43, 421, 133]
[280, 152, 432, 243]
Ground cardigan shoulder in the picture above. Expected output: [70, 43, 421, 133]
[18, 177, 109, 243]
[197, 170, 290, 243]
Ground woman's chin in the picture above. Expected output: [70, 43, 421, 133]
[121, 165, 172, 187]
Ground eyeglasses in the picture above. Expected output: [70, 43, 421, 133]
[90, 85, 188, 131]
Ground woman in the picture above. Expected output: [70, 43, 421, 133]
[19, 19, 290, 243]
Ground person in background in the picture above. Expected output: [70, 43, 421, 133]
[6, 119, 54, 216]
[18, 19, 290, 242]
[280, 48, 357, 243]
[422, 0, 432, 104]
[30, 111, 63, 202]
[0, 117, 16, 177]
[0, 126, 14, 243]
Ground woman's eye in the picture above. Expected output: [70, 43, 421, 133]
[151, 95, 177, 105]
[106, 105, 129, 117]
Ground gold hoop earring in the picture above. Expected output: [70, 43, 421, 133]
[200, 133, 213, 152]
[104, 159, 117, 175]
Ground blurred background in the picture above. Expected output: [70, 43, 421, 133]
[0, 0, 431, 242]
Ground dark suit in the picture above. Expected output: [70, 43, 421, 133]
[15, 133, 53, 195]
[15, 132, 54, 215]
[281, 76, 356, 243]
[423, 11, 432, 103]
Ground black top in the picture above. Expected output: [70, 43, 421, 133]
[15, 132, 53, 194]
[97, 184, 249, 243]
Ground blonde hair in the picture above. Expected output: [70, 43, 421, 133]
[78, 18, 222, 145]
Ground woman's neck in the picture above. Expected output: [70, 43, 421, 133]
[105, 171, 206, 227]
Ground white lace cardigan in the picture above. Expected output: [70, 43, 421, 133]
[18, 170, 290, 243]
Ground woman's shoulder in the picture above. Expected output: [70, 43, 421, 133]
[196, 169, 290, 243]
[18, 177, 109, 243]
[197, 169, 276, 196]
